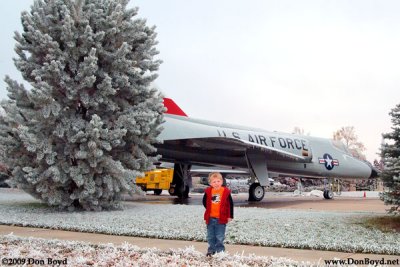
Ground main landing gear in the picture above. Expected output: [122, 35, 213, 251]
[169, 163, 191, 199]
[248, 183, 265, 201]
[246, 149, 268, 202]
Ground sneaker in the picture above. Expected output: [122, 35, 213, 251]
[206, 252, 215, 257]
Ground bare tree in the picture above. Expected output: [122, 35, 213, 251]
[292, 127, 310, 135]
[333, 126, 366, 160]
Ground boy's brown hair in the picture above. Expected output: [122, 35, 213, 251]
[208, 172, 223, 184]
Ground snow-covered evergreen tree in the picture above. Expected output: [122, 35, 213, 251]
[380, 104, 400, 215]
[0, 0, 164, 210]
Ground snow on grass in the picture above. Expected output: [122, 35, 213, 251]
[0, 189, 399, 255]
[0, 235, 311, 267]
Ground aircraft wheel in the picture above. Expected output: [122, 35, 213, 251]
[323, 190, 334, 199]
[249, 183, 265, 202]
[154, 189, 162, 195]
[172, 184, 189, 199]
[183, 185, 190, 198]
[168, 187, 175, 196]
[176, 185, 190, 199]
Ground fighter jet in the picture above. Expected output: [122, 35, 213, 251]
[156, 98, 378, 201]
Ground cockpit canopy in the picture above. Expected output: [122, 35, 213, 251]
[331, 140, 351, 155]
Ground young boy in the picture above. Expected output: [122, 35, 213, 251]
[202, 172, 234, 256]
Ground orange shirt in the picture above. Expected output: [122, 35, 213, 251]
[210, 187, 225, 218]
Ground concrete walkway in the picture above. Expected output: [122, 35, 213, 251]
[1, 225, 399, 264]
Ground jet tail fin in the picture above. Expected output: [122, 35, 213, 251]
[163, 98, 188, 117]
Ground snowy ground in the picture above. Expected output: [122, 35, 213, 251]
[0, 189, 399, 256]
[1, 235, 311, 267]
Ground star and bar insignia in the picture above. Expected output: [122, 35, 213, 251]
[319, 153, 339, 170]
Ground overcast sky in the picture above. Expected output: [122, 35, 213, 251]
[1, 0, 399, 162]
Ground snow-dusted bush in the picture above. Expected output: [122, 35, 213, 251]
[0, 0, 163, 211]
[0, 235, 310, 267]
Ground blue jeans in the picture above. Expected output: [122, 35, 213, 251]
[207, 217, 226, 254]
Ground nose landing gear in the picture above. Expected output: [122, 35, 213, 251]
[323, 178, 342, 199]
[323, 189, 334, 199]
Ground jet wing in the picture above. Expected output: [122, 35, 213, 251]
[158, 114, 311, 167]
[162, 136, 310, 163]
[230, 137, 309, 162]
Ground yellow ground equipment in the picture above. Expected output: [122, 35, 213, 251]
[135, 169, 174, 195]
